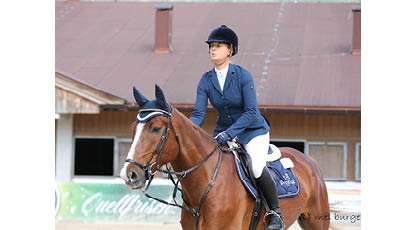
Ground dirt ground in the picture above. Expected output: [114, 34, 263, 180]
[56, 220, 360, 230]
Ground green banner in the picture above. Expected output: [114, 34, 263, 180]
[56, 182, 182, 223]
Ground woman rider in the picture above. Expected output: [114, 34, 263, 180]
[190, 25, 285, 230]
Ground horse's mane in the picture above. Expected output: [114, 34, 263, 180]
[129, 106, 214, 145]
[172, 107, 216, 144]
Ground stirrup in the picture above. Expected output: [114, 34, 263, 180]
[263, 210, 284, 230]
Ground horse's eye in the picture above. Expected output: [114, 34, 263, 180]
[150, 126, 162, 133]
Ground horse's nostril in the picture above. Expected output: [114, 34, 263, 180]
[126, 167, 146, 189]
[127, 168, 139, 182]
[130, 170, 138, 180]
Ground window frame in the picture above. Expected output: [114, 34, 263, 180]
[269, 138, 307, 153]
[305, 141, 348, 181]
[355, 142, 361, 181]
[114, 138, 133, 177]
[114, 138, 170, 179]
[71, 136, 177, 183]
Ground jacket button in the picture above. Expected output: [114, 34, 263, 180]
[228, 115, 231, 118]
[221, 96, 224, 99]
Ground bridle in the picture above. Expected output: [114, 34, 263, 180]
[125, 108, 230, 230]
[125, 108, 179, 180]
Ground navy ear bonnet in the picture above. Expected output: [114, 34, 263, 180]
[133, 85, 171, 123]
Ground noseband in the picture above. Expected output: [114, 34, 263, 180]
[125, 108, 229, 230]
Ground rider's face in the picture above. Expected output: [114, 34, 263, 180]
[209, 42, 231, 64]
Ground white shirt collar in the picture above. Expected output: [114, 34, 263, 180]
[215, 66, 229, 77]
[214, 66, 229, 91]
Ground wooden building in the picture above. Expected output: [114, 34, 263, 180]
[66, 108, 360, 182]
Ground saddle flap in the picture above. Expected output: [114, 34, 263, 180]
[230, 139, 301, 199]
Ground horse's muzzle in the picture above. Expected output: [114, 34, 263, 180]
[125, 167, 147, 189]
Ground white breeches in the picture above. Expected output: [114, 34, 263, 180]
[243, 132, 270, 178]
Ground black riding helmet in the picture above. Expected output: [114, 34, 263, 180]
[206, 25, 238, 56]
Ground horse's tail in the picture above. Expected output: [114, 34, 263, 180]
[308, 155, 318, 164]
[308, 156, 326, 184]
[308, 156, 320, 171]
[309, 155, 333, 230]
[309, 156, 352, 230]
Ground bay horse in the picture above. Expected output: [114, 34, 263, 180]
[120, 85, 330, 230]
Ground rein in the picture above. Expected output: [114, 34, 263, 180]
[125, 109, 230, 230]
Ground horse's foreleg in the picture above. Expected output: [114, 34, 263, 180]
[180, 209, 196, 230]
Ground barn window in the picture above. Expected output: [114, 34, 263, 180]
[270, 139, 306, 153]
[74, 137, 115, 176]
[114, 138, 169, 179]
[306, 142, 347, 180]
[355, 142, 361, 181]
[74, 136, 172, 179]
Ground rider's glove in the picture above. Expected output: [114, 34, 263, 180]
[215, 131, 231, 146]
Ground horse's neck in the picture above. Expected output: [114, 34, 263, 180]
[170, 109, 222, 205]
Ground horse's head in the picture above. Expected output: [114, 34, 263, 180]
[120, 85, 180, 189]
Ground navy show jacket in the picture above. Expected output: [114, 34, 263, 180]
[190, 63, 270, 144]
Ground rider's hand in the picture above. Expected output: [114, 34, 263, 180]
[215, 131, 231, 146]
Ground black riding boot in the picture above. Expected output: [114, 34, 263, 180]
[256, 167, 285, 230]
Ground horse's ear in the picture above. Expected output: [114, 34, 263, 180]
[155, 84, 169, 110]
[133, 86, 148, 108]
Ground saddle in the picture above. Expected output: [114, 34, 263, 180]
[227, 138, 301, 230]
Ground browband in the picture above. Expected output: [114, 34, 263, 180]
[136, 109, 171, 123]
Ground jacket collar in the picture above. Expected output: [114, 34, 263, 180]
[223, 63, 235, 92]
[208, 63, 236, 95]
